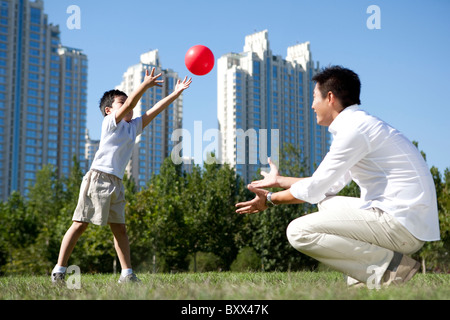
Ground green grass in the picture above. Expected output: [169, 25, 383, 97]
[1, 271, 449, 300]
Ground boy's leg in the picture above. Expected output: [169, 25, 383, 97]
[109, 223, 132, 270]
[110, 223, 141, 283]
[56, 221, 89, 267]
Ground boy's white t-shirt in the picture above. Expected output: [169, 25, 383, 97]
[90, 111, 143, 179]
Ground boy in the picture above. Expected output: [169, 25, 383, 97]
[52, 68, 192, 283]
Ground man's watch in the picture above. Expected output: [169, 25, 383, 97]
[266, 192, 277, 208]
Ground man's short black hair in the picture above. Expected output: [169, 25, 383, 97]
[312, 66, 361, 108]
[99, 89, 128, 117]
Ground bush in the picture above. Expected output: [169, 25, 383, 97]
[189, 252, 222, 272]
[230, 247, 261, 272]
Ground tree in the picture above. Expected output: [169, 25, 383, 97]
[17, 164, 66, 273]
[126, 160, 191, 273]
[418, 166, 450, 272]
[1, 141, 447, 275]
[248, 144, 318, 271]
[0, 192, 38, 274]
[200, 161, 246, 269]
[126, 183, 159, 272]
[144, 158, 189, 272]
[407, 142, 449, 272]
[182, 164, 208, 271]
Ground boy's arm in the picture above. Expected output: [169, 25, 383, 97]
[115, 68, 163, 124]
[142, 76, 192, 129]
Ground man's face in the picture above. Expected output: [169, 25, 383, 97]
[312, 83, 334, 127]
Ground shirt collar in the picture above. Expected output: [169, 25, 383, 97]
[328, 104, 360, 135]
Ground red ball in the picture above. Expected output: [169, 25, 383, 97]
[185, 45, 215, 76]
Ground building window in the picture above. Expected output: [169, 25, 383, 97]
[30, 8, 41, 24]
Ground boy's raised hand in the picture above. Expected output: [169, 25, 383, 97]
[174, 76, 193, 94]
[141, 75, 192, 129]
[144, 67, 164, 88]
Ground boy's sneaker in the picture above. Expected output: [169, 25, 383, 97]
[118, 273, 141, 284]
[51, 272, 66, 285]
[382, 254, 420, 286]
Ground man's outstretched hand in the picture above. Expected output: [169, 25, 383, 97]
[235, 184, 269, 214]
[250, 158, 280, 189]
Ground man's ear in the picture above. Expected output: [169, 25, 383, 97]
[328, 91, 344, 112]
[104, 106, 112, 115]
[327, 91, 334, 104]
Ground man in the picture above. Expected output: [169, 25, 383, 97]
[236, 66, 440, 287]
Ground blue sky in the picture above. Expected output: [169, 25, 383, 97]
[44, 0, 450, 173]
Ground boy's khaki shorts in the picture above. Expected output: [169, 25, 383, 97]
[72, 170, 126, 226]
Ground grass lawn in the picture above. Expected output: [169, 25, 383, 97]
[1, 271, 449, 301]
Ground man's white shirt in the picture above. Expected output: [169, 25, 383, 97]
[290, 105, 440, 241]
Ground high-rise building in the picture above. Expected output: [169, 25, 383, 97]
[217, 30, 330, 182]
[57, 45, 88, 175]
[116, 50, 183, 188]
[0, 0, 88, 200]
[84, 129, 99, 170]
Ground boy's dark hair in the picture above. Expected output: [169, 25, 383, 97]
[312, 66, 361, 108]
[99, 89, 128, 116]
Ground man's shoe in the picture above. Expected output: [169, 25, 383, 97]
[51, 272, 66, 285]
[118, 273, 141, 284]
[382, 254, 420, 286]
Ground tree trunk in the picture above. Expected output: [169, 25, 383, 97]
[421, 257, 426, 274]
